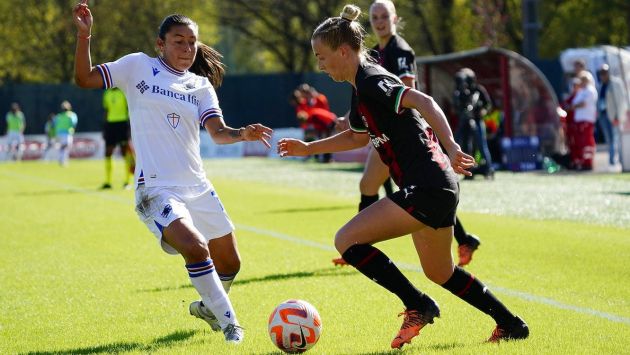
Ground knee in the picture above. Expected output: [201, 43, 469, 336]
[221, 254, 241, 274]
[334, 229, 352, 255]
[179, 236, 210, 263]
[423, 267, 454, 285]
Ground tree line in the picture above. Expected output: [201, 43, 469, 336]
[1, 0, 628, 83]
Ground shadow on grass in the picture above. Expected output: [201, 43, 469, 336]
[425, 341, 467, 351]
[264, 205, 355, 214]
[610, 191, 630, 196]
[236, 267, 354, 285]
[24, 330, 197, 355]
[140, 268, 355, 293]
[356, 341, 466, 354]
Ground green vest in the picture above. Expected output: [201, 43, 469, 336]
[103, 89, 129, 123]
[6, 111, 25, 132]
[54, 111, 78, 134]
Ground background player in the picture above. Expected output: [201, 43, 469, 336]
[5, 102, 26, 161]
[73, 0, 272, 344]
[54, 100, 78, 166]
[101, 87, 134, 189]
[332, 0, 481, 268]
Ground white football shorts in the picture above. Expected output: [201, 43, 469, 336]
[134, 182, 235, 255]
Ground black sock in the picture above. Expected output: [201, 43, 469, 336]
[342, 244, 427, 309]
[453, 216, 467, 245]
[382, 177, 394, 196]
[359, 194, 379, 212]
[441, 267, 515, 325]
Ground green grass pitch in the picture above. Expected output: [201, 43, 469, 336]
[1, 158, 629, 354]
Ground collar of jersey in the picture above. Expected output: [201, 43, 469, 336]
[157, 56, 187, 76]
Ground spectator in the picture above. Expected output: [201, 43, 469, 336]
[298, 83, 330, 111]
[570, 74, 598, 170]
[297, 107, 337, 162]
[453, 68, 494, 179]
[5, 102, 26, 161]
[560, 78, 581, 168]
[597, 64, 627, 172]
[54, 100, 78, 166]
[573, 59, 595, 88]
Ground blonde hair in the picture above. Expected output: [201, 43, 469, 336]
[312, 4, 367, 55]
[369, 0, 402, 35]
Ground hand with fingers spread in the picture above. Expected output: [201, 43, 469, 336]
[277, 138, 309, 157]
[241, 124, 273, 148]
[445, 145, 475, 176]
[72, 0, 93, 37]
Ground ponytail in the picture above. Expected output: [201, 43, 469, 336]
[190, 42, 225, 88]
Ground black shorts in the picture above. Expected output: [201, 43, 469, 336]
[104, 121, 130, 146]
[388, 184, 459, 229]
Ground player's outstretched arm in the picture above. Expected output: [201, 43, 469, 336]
[73, 0, 103, 88]
[204, 118, 272, 147]
[277, 129, 368, 157]
[402, 89, 475, 175]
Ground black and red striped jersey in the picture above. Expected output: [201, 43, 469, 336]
[371, 35, 416, 83]
[349, 62, 457, 189]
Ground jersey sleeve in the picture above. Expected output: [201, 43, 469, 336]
[348, 90, 367, 133]
[95, 53, 144, 89]
[361, 76, 411, 115]
[392, 49, 416, 80]
[198, 79, 224, 127]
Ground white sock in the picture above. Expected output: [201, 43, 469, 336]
[187, 259, 238, 328]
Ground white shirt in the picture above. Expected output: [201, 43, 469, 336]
[96, 53, 222, 187]
[572, 85, 598, 123]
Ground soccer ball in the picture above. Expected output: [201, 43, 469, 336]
[268, 299, 322, 353]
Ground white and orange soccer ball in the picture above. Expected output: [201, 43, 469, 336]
[268, 299, 322, 353]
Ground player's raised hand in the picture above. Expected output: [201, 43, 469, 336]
[242, 124, 273, 148]
[73, 0, 93, 35]
[277, 138, 309, 157]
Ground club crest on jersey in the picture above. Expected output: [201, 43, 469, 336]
[166, 113, 181, 129]
[185, 82, 196, 90]
[136, 80, 149, 94]
[152, 67, 160, 76]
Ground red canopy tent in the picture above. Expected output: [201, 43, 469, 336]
[416, 47, 563, 168]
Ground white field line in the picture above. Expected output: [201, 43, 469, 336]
[3, 169, 629, 326]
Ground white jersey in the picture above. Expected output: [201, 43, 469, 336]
[96, 53, 222, 187]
